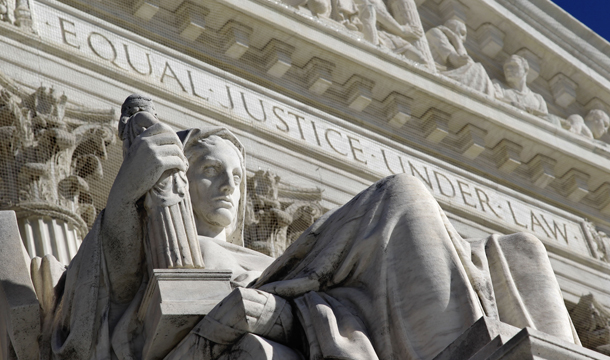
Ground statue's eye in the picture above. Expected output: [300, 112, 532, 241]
[203, 166, 218, 177]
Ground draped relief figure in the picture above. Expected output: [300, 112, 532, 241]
[281, 0, 435, 67]
[559, 109, 609, 143]
[564, 114, 594, 139]
[494, 55, 549, 117]
[36, 96, 581, 359]
[426, 19, 495, 96]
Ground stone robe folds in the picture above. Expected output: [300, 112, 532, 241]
[426, 26, 495, 96]
[42, 213, 272, 360]
[246, 174, 579, 359]
[45, 174, 579, 360]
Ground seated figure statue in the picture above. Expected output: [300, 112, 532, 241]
[41, 95, 580, 360]
[494, 54, 548, 117]
[426, 19, 495, 96]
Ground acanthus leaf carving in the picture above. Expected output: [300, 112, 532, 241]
[0, 70, 116, 234]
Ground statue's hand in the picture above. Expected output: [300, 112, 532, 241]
[200, 288, 294, 345]
[402, 24, 423, 40]
[108, 122, 187, 208]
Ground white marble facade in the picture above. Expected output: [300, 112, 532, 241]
[2, 0, 610, 358]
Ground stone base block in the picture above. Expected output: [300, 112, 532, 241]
[138, 269, 232, 360]
[434, 316, 610, 360]
[487, 327, 610, 360]
[433, 316, 520, 360]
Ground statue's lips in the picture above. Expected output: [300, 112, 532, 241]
[212, 196, 234, 208]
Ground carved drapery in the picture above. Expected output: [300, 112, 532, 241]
[0, 71, 115, 264]
[244, 170, 324, 257]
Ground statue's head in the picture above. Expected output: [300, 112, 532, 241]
[445, 19, 466, 43]
[585, 109, 610, 139]
[182, 127, 246, 245]
[503, 55, 529, 85]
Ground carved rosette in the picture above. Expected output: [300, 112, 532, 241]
[244, 170, 325, 257]
[0, 71, 115, 264]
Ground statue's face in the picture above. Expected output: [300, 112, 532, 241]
[187, 138, 242, 235]
[453, 22, 467, 43]
[504, 56, 526, 83]
[586, 111, 610, 139]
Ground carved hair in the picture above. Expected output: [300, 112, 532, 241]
[444, 19, 465, 35]
[506, 54, 529, 73]
[181, 127, 247, 246]
[586, 109, 610, 127]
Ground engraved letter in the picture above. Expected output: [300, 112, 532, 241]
[289, 112, 306, 140]
[408, 162, 432, 190]
[530, 211, 549, 237]
[457, 181, 477, 208]
[347, 136, 367, 164]
[272, 106, 289, 132]
[507, 201, 527, 228]
[160, 62, 187, 92]
[218, 86, 234, 110]
[475, 188, 502, 218]
[188, 71, 208, 101]
[434, 171, 456, 198]
[325, 129, 348, 156]
[382, 150, 405, 175]
[241, 92, 266, 122]
[88, 32, 122, 68]
[59, 18, 80, 49]
[123, 44, 152, 75]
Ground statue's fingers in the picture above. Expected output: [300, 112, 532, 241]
[241, 288, 270, 304]
[155, 143, 188, 164]
[243, 298, 266, 319]
[157, 155, 188, 173]
[139, 122, 176, 139]
[130, 111, 159, 130]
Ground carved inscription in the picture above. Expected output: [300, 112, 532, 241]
[34, 3, 592, 257]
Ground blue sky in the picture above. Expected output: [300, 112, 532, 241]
[551, 0, 610, 43]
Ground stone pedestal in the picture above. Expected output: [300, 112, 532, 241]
[138, 269, 232, 360]
[434, 316, 610, 360]
[488, 327, 610, 360]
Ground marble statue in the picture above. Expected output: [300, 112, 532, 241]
[426, 19, 495, 96]
[564, 114, 594, 139]
[286, 0, 434, 66]
[585, 109, 610, 140]
[494, 54, 548, 117]
[281, 0, 331, 17]
[38, 95, 580, 360]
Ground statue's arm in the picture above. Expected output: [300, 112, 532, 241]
[370, 0, 422, 40]
[101, 122, 187, 303]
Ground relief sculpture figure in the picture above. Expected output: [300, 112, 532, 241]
[585, 109, 610, 142]
[494, 54, 549, 117]
[38, 96, 580, 359]
[282, 0, 435, 67]
[426, 19, 495, 96]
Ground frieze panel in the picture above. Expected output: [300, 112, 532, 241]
[27, 1, 604, 260]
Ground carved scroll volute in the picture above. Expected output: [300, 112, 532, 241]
[120, 96, 204, 271]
